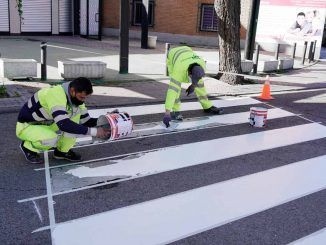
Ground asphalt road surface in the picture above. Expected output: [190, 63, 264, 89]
[1, 91, 325, 245]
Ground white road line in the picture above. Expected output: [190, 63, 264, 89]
[32, 200, 43, 223]
[132, 108, 292, 132]
[75, 107, 293, 146]
[88, 97, 261, 117]
[52, 155, 326, 245]
[35, 107, 292, 172]
[289, 228, 326, 245]
[44, 151, 56, 243]
[66, 123, 326, 179]
[266, 103, 319, 124]
[21, 123, 326, 203]
[47, 44, 104, 55]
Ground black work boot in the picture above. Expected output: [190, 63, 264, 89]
[20, 142, 43, 164]
[171, 111, 183, 121]
[53, 149, 82, 162]
[203, 106, 224, 115]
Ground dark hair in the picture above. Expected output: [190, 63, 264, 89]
[297, 12, 305, 17]
[69, 77, 93, 95]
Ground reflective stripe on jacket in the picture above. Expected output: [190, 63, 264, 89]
[17, 84, 91, 135]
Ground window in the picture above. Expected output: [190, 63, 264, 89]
[200, 4, 218, 32]
[132, 0, 154, 26]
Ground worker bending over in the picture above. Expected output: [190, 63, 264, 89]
[163, 46, 223, 127]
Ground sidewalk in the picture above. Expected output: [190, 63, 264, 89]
[0, 36, 325, 112]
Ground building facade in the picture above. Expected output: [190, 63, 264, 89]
[1, 0, 251, 46]
[102, 0, 252, 47]
[0, 0, 74, 35]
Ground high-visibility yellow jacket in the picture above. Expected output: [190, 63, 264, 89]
[17, 83, 96, 135]
[165, 46, 206, 110]
[167, 46, 206, 83]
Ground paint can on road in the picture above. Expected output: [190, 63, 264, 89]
[249, 107, 268, 127]
[97, 112, 134, 140]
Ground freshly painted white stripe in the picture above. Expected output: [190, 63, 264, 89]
[67, 123, 326, 178]
[37, 106, 292, 173]
[88, 97, 261, 117]
[53, 155, 326, 245]
[133, 108, 293, 133]
[76, 107, 293, 146]
[289, 228, 326, 245]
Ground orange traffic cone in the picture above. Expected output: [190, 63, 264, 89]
[258, 75, 274, 100]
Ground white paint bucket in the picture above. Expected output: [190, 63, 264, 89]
[97, 112, 134, 140]
[249, 107, 268, 127]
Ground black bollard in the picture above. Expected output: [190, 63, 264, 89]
[292, 43, 296, 59]
[41, 42, 47, 81]
[301, 41, 308, 65]
[165, 43, 171, 76]
[308, 41, 314, 63]
[312, 40, 317, 62]
[253, 44, 260, 74]
[274, 43, 280, 60]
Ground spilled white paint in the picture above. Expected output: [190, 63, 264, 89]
[53, 155, 326, 245]
[289, 228, 326, 245]
[88, 97, 261, 118]
[66, 123, 326, 179]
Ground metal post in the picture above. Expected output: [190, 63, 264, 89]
[141, 0, 149, 49]
[292, 43, 297, 59]
[308, 41, 314, 63]
[301, 41, 308, 65]
[119, 0, 129, 74]
[41, 42, 47, 81]
[98, 0, 103, 41]
[165, 43, 171, 76]
[253, 44, 260, 74]
[244, 0, 261, 60]
[274, 43, 280, 60]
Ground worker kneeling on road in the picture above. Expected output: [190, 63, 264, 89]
[16, 77, 110, 164]
[163, 46, 223, 128]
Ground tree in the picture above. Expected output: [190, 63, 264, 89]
[214, 0, 243, 85]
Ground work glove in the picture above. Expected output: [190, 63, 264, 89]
[96, 127, 111, 139]
[186, 84, 195, 96]
[163, 113, 171, 128]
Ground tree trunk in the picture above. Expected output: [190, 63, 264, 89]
[214, 0, 243, 85]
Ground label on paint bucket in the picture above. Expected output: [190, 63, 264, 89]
[249, 107, 268, 127]
[97, 112, 134, 140]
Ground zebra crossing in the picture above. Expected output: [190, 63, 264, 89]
[18, 96, 326, 244]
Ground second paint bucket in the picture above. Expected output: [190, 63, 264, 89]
[249, 107, 268, 127]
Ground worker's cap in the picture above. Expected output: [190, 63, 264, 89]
[191, 65, 205, 85]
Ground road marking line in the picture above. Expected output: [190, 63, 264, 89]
[19, 123, 326, 203]
[34, 108, 293, 171]
[50, 155, 326, 245]
[88, 97, 261, 117]
[32, 200, 43, 223]
[65, 124, 326, 179]
[289, 228, 326, 245]
[44, 151, 56, 243]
